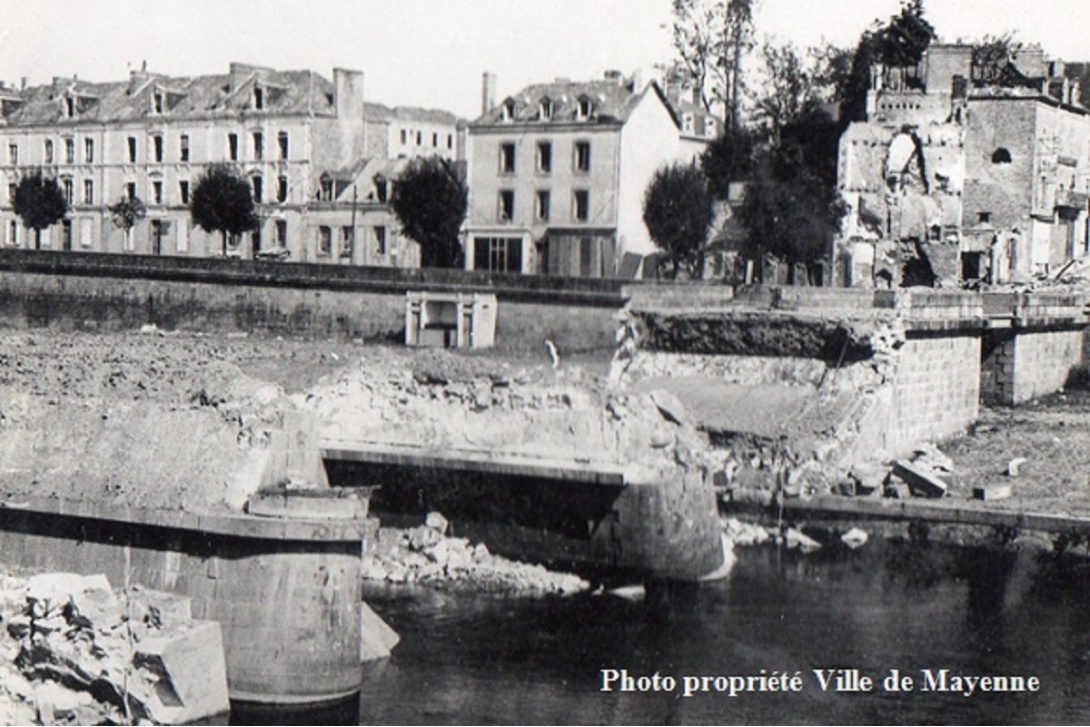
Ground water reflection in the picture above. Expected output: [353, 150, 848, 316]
[245, 538, 1090, 725]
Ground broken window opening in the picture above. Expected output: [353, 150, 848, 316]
[992, 148, 1012, 164]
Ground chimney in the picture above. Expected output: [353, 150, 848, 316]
[20, 77, 26, 91]
[691, 85, 701, 106]
[333, 68, 365, 121]
[481, 72, 496, 115]
[629, 68, 643, 91]
[604, 69, 623, 84]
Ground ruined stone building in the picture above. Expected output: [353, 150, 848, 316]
[837, 44, 1090, 287]
[463, 71, 712, 277]
[0, 62, 459, 266]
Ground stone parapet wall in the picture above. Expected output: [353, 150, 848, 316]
[983, 327, 1085, 405]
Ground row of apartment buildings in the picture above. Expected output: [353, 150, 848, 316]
[0, 62, 714, 278]
[836, 44, 1090, 286]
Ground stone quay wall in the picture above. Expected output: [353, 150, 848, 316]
[0, 250, 623, 354]
[0, 497, 373, 705]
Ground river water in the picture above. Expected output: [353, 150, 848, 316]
[237, 538, 1090, 725]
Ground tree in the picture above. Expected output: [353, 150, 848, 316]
[877, 0, 935, 69]
[752, 39, 818, 145]
[642, 162, 715, 278]
[667, 0, 755, 126]
[701, 126, 756, 200]
[390, 157, 467, 268]
[12, 170, 68, 250]
[971, 32, 1024, 85]
[737, 139, 845, 281]
[189, 163, 258, 255]
[108, 195, 147, 250]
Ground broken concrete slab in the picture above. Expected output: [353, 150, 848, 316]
[133, 620, 230, 725]
[841, 527, 869, 549]
[360, 602, 401, 662]
[892, 460, 948, 498]
[648, 389, 687, 426]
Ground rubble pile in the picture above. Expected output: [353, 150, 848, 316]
[0, 571, 229, 725]
[363, 514, 589, 596]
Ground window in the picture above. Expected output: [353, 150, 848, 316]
[252, 226, 262, 253]
[447, 134, 453, 150]
[992, 148, 1012, 164]
[253, 87, 264, 110]
[535, 190, 550, 222]
[7, 220, 17, 247]
[374, 225, 387, 255]
[83, 179, 94, 205]
[978, 211, 992, 224]
[61, 220, 72, 250]
[683, 114, 694, 134]
[577, 97, 592, 119]
[705, 118, 717, 138]
[473, 237, 522, 272]
[228, 133, 238, 161]
[64, 138, 74, 164]
[416, 131, 422, 145]
[376, 180, 388, 203]
[44, 139, 54, 164]
[575, 141, 591, 172]
[62, 179, 73, 205]
[84, 138, 94, 163]
[127, 137, 137, 163]
[574, 189, 589, 221]
[498, 190, 515, 222]
[318, 225, 332, 255]
[399, 129, 407, 145]
[179, 180, 190, 205]
[275, 220, 287, 247]
[540, 98, 553, 120]
[253, 132, 263, 161]
[501, 99, 516, 121]
[152, 180, 163, 205]
[153, 91, 164, 114]
[65, 97, 75, 118]
[341, 226, 354, 257]
[536, 141, 552, 173]
[179, 134, 190, 162]
[278, 131, 289, 160]
[277, 175, 288, 203]
[320, 177, 333, 201]
[8, 143, 17, 166]
[432, 132, 438, 148]
[126, 182, 137, 200]
[7, 184, 14, 204]
[153, 135, 163, 163]
[252, 176, 263, 203]
[499, 142, 516, 173]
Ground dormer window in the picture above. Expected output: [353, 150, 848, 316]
[705, 118, 717, 138]
[501, 98, 516, 122]
[577, 96, 593, 120]
[540, 98, 553, 120]
[253, 87, 265, 110]
[683, 113, 694, 133]
[65, 97, 75, 118]
[153, 91, 164, 114]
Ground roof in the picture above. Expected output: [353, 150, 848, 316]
[364, 101, 394, 122]
[392, 106, 459, 126]
[471, 74, 652, 126]
[0, 64, 338, 126]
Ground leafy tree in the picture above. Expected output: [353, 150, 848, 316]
[701, 126, 756, 199]
[668, 0, 755, 126]
[642, 162, 715, 278]
[737, 139, 845, 281]
[971, 32, 1024, 84]
[878, 0, 936, 69]
[12, 170, 68, 250]
[108, 195, 147, 248]
[189, 163, 258, 255]
[752, 40, 821, 145]
[390, 157, 467, 268]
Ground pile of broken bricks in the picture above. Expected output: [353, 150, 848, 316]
[0, 571, 229, 726]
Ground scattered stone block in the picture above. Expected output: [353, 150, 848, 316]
[425, 511, 449, 535]
[785, 527, 821, 553]
[1006, 457, 1028, 477]
[133, 621, 229, 725]
[360, 602, 400, 662]
[849, 463, 888, 496]
[649, 389, 687, 426]
[892, 460, 948, 498]
[26, 572, 84, 618]
[841, 527, 869, 549]
[69, 574, 121, 630]
[973, 483, 1012, 501]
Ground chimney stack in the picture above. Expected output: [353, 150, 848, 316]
[481, 72, 497, 115]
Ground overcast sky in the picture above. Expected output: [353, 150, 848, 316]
[2, 0, 1089, 119]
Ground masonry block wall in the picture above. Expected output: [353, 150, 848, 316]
[982, 327, 1084, 405]
[857, 331, 981, 456]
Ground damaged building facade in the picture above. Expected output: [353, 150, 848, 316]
[837, 44, 1090, 287]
